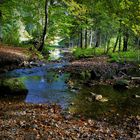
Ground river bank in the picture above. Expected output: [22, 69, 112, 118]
[51, 55, 140, 89]
[0, 45, 43, 73]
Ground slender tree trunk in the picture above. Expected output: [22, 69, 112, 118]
[123, 30, 129, 52]
[80, 28, 83, 48]
[118, 21, 122, 52]
[95, 30, 100, 48]
[113, 35, 119, 52]
[89, 29, 93, 47]
[85, 28, 88, 48]
[38, 0, 49, 52]
[77, 32, 80, 47]
[137, 38, 140, 47]
[118, 35, 121, 52]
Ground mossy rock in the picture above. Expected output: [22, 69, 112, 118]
[0, 78, 28, 95]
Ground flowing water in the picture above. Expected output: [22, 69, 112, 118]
[0, 48, 140, 118]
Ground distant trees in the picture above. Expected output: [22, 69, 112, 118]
[66, 0, 140, 52]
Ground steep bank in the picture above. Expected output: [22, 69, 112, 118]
[0, 44, 42, 73]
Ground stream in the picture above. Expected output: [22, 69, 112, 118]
[0, 48, 140, 119]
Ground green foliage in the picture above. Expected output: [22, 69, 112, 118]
[3, 21, 20, 45]
[108, 49, 140, 63]
[73, 46, 140, 63]
[73, 47, 95, 58]
[73, 46, 110, 58]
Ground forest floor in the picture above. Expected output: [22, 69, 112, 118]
[0, 100, 139, 139]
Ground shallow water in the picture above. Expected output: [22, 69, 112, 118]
[69, 84, 140, 118]
[0, 63, 74, 108]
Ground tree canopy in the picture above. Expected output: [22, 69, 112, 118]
[0, 0, 139, 51]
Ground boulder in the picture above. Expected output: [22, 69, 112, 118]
[0, 78, 28, 95]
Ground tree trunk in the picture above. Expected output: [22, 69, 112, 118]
[137, 37, 140, 47]
[113, 35, 119, 52]
[118, 35, 121, 52]
[123, 30, 129, 52]
[85, 28, 88, 48]
[80, 28, 83, 48]
[105, 38, 111, 54]
[38, 0, 49, 52]
[89, 30, 93, 47]
[95, 30, 100, 48]
[77, 32, 80, 47]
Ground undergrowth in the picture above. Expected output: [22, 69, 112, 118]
[72, 47, 140, 63]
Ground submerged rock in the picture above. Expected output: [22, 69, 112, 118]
[0, 78, 28, 95]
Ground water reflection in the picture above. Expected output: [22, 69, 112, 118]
[22, 72, 73, 108]
[69, 85, 140, 118]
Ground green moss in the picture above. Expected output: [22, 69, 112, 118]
[0, 78, 28, 95]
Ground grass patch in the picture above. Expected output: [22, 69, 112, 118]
[72, 46, 140, 63]
[73, 47, 106, 58]
[108, 50, 140, 63]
